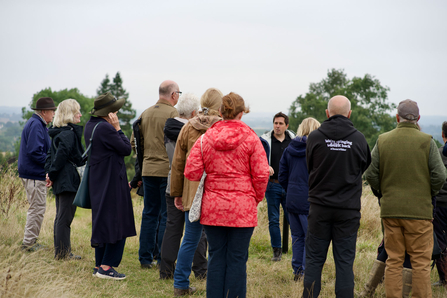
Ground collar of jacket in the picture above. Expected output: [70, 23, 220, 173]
[32, 113, 48, 127]
[396, 122, 419, 130]
[156, 98, 174, 106]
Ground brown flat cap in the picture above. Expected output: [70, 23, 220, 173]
[31, 97, 56, 110]
[398, 99, 419, 121]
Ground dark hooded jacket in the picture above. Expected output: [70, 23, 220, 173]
[45, 123, 85, 195]
[306, 115, 371, 210]
[436, 145, 447, 208]
[279, 136, 309, 214]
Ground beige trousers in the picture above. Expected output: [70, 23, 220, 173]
[22, 178, 47, 246]
[383, 218, 433, 298]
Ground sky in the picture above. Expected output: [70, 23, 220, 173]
[1, 0, 446, 119]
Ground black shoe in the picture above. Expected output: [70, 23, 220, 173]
[271, 247, 282, 261]
[141, 263, 153, 269]
[93, 267, 99, 277]
[68, 253, 82, 260]
[96, 267, 126, 280]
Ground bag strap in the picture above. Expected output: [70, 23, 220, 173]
[83, 122, 103, 163]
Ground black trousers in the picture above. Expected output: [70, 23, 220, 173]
[434, 206, 447, 281]
[159, 194, 208, 279]
[95, 238, 126, 267]
[303, 203, 360, 298]
[54, 192, 77, 259]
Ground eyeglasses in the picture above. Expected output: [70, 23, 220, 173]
[175, 91, 182, 96]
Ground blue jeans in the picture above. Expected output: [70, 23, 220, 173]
[265, 181, 288, 248]
[204, 225, 254, 298]
[139, 176, 167, 265]
[174, 211, 204, 289]
[288, 212, 308, 274]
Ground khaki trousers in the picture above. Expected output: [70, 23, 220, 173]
[22, 178, 47, 246]
[383, 218, 433, 298]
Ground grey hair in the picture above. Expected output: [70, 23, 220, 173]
[398, 115, 417, 124]
[176, 93, 200, 118]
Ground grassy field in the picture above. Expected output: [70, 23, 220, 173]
[0, 165, 446, 298]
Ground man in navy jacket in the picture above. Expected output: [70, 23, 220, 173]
[18, 97, 56, 251]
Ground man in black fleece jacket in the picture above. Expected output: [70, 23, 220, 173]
[302, 96, 371, 298]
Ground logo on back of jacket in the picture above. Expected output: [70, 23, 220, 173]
[325, 139, 352, 151]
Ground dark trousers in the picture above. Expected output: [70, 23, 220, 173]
[434, 206, 447, 281]
[95, 238, 126, 267]
[303, 203, 360, 298]
[54, 192, 77, 259]
[377, 239, 412, 268]
[160, 194, 208, 279]
[139, 176, 167, 265]
[204, 225, 254, 298]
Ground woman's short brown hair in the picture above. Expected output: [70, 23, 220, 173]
[220, 92, 250, 120]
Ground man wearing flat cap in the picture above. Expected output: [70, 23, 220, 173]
[18, 97, 56, 251]
[365, 99, 446, 297]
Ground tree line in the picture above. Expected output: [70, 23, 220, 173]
[7, 68, 434, 171]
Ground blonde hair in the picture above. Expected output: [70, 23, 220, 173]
[53, 99, 81, 127]
[200, 88, 223, 116]
[220, 92, 250, 120]
[297, 117, 320, 137]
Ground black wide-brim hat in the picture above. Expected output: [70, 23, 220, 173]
[31, 97, 56, 110]
[91, 92, 125, 116]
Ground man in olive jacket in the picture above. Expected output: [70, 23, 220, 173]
[131, 80, 179, 268]
[365, 99, 446, 298]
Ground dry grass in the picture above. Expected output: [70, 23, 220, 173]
[0, 166, 446, 297]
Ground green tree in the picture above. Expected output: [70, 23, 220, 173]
[289, 69, 396, 147]
[96, 72, 136, 138]
[97, 74, 111, 95]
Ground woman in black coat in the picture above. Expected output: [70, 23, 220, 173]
[45, 99, 84, 260]
[85, 92, 136, 280]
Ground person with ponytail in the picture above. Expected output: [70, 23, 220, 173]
[184, 92, 269, 298]
[170, 88, 223, 296]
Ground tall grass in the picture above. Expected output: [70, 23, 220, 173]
[0, 165, 446, 297]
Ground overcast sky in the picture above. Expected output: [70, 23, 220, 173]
[1, 0, 446, 119]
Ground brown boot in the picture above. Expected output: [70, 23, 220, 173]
[174, 286, 197, 296]
[359, 260, 385, 297]
[402, 268, 412, 298]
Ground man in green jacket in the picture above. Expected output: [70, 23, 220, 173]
[131, 80, 180, 268]
[365, 99, 446, 298]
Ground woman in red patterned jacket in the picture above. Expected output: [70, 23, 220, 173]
[184, 92, 269, 298]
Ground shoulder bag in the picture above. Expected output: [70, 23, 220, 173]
[189, 135, 207, 222]
[73, 122, 102, 209]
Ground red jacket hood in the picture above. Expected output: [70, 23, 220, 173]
[207, 120, 251, 151]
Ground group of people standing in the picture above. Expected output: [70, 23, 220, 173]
[17, 81, 447, 298]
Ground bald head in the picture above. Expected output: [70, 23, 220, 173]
[159, 80, 180, 105]
[159, 80, 178, 96]
[326, 95, 352, 118]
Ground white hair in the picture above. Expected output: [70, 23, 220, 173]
[53, 99, 81, 127]
[176, 93, 200, 118]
